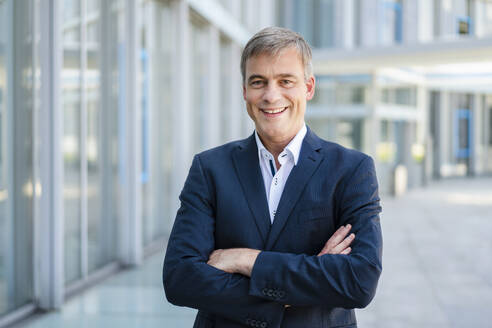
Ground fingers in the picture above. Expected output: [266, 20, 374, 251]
[340, 247, 351, 255]
[318, 224, 355, 256]
[319, 224, 352, 255]
[331, 233, 355, 254]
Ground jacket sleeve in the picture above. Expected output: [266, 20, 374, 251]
[248, 156, 383, 309]
[163, 155, 285, 327]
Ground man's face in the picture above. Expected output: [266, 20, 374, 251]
[243, 47, 315, 145]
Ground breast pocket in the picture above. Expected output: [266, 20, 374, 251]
[296, 206, 335, 254]
[298, 206, 334, 223]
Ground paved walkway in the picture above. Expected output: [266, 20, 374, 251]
[13, 177, 492, 327]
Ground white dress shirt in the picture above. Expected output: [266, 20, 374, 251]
[255, 124, 307, 223]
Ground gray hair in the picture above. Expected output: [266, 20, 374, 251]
[240, 26, 313, 83]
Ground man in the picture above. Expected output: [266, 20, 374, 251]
[163, 27, 382, 328]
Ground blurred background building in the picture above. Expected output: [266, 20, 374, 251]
[279, 0, 492, 193]
[0, 0, 491, 326]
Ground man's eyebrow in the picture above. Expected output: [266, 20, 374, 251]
[275, 73, 297, 79]
[247, 73, 298, 82]
[247, 75, 266, 82]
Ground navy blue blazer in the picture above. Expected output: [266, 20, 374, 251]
[163, 127, 383, 328]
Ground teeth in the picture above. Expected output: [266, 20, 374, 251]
[263, 107, 286, 114]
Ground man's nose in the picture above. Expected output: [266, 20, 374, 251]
[261, 84, 281, 103]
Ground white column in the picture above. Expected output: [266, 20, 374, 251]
[417, 0, 434, 42]
[171, 0, 192, 210]
[119, 0, 142, 266]
[37, 0, 64, 309]
[230, 43, 244, 140]
[207, 25, 220, 148]
[335, 0, 354, 49]
[360, 0, 379, 47]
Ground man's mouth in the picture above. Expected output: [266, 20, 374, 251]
[260, 107, 288, 116]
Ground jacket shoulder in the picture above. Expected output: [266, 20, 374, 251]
[194, 136, 250, 166]
[316, 137, 373, 169]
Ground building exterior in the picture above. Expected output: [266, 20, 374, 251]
[0, 0, 275, 326]
[2, 0, 492, 326]
[277, 0, 492, 194]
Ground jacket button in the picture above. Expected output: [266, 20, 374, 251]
[267, 290, 273, 297]
[246, 318, 251, 324]
[278, 291, 285, 298]
[261, 322, 267, 328]
[272, 290, 279, 298]
[262, 288, 268, 295]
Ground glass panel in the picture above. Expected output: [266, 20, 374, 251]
[107, 0, 123, 261]
[314, 0, 334, 48]
[0, 0, 8, 314]
[62, 0, 82, 285]
[86, 0, 106, 273]
[219, 36, 231, 142]
[191, 19, 209, 154]
[381, 87, 416, 106]
[142, 1, 174, 246]
[336, 119, 363, 150]
[0, 0, 35, 315]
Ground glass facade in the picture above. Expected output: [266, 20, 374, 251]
[277, 0, 335, 48]
[0, 0, 35, 316]
[62, 0, 122, 286]
[62, 0, 82, 285]
[219, 36, 232, 143]
[381, 87, 417, 106]
[312, 77, 366, 105]
[141, 0, 174, 246]
[191, 17, 210, 154]
[0, 0, 273, 324]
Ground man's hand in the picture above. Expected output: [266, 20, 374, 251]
[207, 225, 354, 277]
[207, 248, 261, 277]
[318, 224, 355, 256]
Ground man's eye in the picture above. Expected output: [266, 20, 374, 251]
[250, 80, 264, 87]
[281, 80, 293, 86]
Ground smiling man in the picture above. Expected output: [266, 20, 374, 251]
[163, 27, 383, 328]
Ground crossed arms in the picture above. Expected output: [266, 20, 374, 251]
[163, 154, 382, 327]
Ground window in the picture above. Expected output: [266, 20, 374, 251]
[381, 0, 402, 44]
[219, 36, 232, 143]
[381, 87, 417, 106]
[0, 0, 35, 316]
[62, 0, 122, 285]
[190, 17, 210, 154]
[141, 0, 174, 246]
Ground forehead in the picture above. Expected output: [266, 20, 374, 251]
[245, 47, 304, 76]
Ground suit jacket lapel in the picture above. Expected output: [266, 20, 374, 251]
[232, 134, 271, 244]
[265, 128, 324, 250]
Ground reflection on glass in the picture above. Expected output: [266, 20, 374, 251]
[336, 119, 363, 150]
[0, 0, 34, 315]
[142, 1, 174, 246]
[191, 20, 209, 154]
[86, 0, 104, 273]
[219, 36, 232, 143]
[62, 0, 82, 285]
[0, 0, 7, 315]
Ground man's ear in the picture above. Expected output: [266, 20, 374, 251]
[243, 84, 247, 100]
[306, 75, 315, 101]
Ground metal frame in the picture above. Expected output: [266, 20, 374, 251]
[37, 0, 64, 310]
[79, 0, 89, 281]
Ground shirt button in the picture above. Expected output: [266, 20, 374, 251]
[274, 178, 278, 185]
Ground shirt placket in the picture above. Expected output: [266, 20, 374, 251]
[268, 152, 288, 222]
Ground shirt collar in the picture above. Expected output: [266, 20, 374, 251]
[255, 123, 307, 166]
